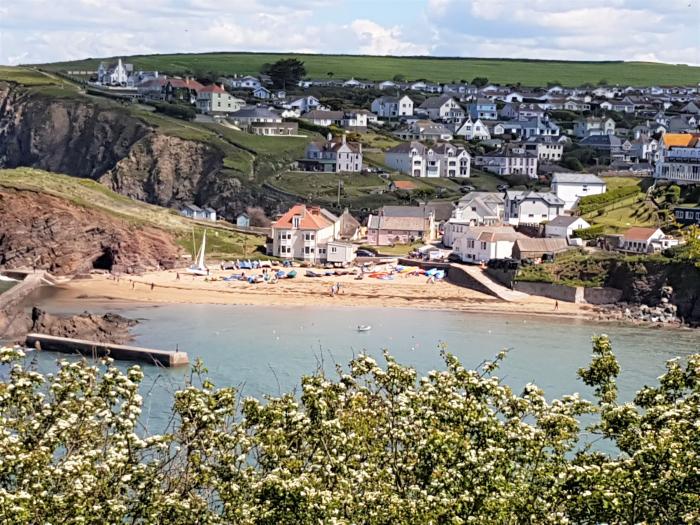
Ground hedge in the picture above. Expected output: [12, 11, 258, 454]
[578, 186, 641, 214]
[152, 102, 196, 121]
[572, 224, 606, 240]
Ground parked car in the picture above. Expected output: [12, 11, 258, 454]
[356, 249, 376, 257]
[497, 184, 510, 191]
[447, 252, 462, 263]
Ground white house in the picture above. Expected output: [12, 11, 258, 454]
[371, 95, 414, 118]
[385, 141, 470, 178]
[523, 137, 564, 162]
[299, 134, 363, 173]
[574, 117, 616, 138]
[301, 110, 369, 130]
[504, 190, 565, 225]
[393, 120, 454, 141]
[418, 96, 464, 121]
[654, 133, 700, 184]
[452, 226, 525, 263]
[236, 213, 251, 228]
[287, 96, 322, 113]
[544, 215, 591, 239]
[475, 150, 538, 178]
[326, 241, 357, 264]
[619, 227, 679, 254]
[196, 85, 245, 114]
[96, 58, 133, 86]
[443, 193, 505, 247]
[271, 204, 342, 262]
[551, 173, 607, 211]
[454, 117, 491, 140]
[180, 203, 216, 222]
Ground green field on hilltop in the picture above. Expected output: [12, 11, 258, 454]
[38, 52, 700, 86]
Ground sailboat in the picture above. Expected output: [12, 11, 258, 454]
[186, 229, 208, 276]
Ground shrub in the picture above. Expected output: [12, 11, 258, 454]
[152, 102, 196, 121]
[578, 186, 640, 214]
[572, 224, 606, 240]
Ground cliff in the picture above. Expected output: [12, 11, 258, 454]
[606, 259, 700, 326]
[0, 82, 288, 218]
[0, 186, 181, 274]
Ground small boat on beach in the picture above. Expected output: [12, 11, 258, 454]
[187, 230, 208, 276]
[357, 325, 372, 332]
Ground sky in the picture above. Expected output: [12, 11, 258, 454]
[0, 0, 699, 65]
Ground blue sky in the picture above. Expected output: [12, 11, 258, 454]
[0, 0, 698, 65]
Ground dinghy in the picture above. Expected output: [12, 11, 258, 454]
[186, 230, 208, 276]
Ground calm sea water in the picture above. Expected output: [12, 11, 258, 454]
[20, 301, 699, 436]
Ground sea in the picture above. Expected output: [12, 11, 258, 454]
[17, 298, 700, 440]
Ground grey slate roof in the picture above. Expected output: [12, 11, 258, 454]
[551, 173, 606, 185]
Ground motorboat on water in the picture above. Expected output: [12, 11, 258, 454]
[357, 325, 372, 332]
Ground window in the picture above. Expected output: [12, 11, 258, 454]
[304, 246, 314, 254]
[480, 242, 487, 250]
[292, 216, 301, 228]
[304, 232, 315, 241]
[330, 247, 337, 253]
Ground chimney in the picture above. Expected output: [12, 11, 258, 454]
[327, 132, 333, 141]
[342, 133, 347, 144]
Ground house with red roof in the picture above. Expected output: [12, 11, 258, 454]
[271, 204, 348, 262]
[619, 227, 680, 254]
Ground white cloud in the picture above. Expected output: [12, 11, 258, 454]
[349, 19, 430, 56]
[0, 0, 697, 65]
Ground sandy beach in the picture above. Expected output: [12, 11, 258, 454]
[51, 266, 596, 320]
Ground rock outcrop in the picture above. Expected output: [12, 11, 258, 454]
[0, 188, 181, 274]
[0, 83, 294, 219]
[28, 306, 137, 344]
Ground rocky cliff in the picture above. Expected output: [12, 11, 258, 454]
[0, 83, 268, 216]
[606, 259, 700, 326]
[0, 187, 181, 274]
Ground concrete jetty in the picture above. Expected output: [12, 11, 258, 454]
[25, 333, 189, 367]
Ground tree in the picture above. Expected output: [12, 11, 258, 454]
[266, 58, 306, 89]
[392, 74, 406, 82]
[0, 338, 698, 523]
[666, 184, 681, 204]
[327, 71, 334, 78]
[562, 156, 584, 171]
[472, 76, 489, 87]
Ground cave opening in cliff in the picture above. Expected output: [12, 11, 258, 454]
[92, 248, 115, 271]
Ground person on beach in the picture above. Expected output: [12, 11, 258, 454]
[554, 301, 559, 311]
[131, 281, 135, 289]
[150, 282, 155, 291]
[176, 273, 180, 281]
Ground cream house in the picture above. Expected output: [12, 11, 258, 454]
[504, 190, 565, 225]
[452, 226, 526, 263]
[271, 204, 342, 262]
[196, 85, 245, 114]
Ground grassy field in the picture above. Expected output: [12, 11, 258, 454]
[38, 53, 700, 87]
[0, 168, 266, 258]
[0, 66, 61, 86]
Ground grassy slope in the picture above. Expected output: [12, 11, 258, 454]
[584, 177, 661, 233]
[39, 53, 700, 86]
[0, 168, 266, 259]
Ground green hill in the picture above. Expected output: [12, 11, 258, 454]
[39, 52, 700, 87]
[0, 168, 266, 259]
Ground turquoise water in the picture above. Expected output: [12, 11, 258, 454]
[23, 303, 699, 435]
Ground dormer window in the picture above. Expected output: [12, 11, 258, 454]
[292, 216, 301, 229]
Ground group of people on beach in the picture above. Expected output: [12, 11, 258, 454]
[329, 282, 343, 297]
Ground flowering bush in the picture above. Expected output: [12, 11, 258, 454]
[0, 336, 698, 523]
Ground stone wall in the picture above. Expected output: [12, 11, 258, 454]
[583, 287, 623, 305]
[513, 281, 579, 302]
